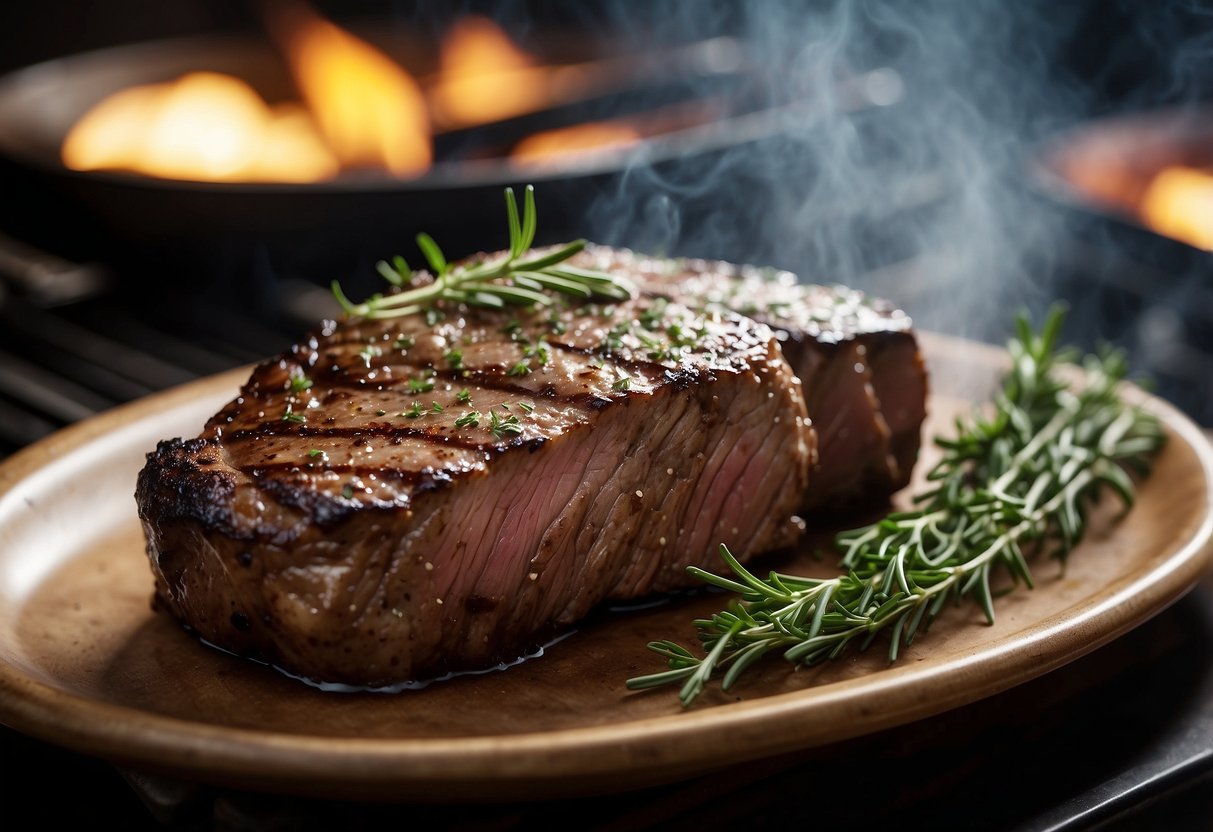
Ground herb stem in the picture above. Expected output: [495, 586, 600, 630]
[628, 308, 1165, 706]
[332, 188, 634, 320]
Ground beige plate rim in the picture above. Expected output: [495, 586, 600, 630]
[1, 332, 1211, 797]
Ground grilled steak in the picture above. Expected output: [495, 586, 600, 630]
[587, 247, 928, 512]
[137, 294, 814, 687]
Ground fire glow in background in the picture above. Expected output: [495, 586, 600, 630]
[62, 7, 642, 182]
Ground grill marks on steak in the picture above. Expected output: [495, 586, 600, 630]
[584, 247, 928, 512]
[137, 296, 813, 687]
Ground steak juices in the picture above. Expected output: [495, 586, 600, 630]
[136, 248, 924, 687]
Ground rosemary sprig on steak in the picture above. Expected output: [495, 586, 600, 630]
[331, 186, 635, 319]
[627, 308, 1165, 707]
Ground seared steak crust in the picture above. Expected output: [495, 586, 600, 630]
[586, 247, 928, 512]
[137, 294, 813, 687]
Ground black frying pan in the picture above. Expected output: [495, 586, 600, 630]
[0, 30, 757, 283]
[0, 28, 909, 289]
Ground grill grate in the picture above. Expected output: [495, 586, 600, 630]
[0, 275, 339, 456]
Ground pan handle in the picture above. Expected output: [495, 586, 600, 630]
[0, 231, 109, 306]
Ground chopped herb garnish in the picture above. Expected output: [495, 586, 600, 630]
[508, 360, 531, 377]
[454, 410, 482, 428]
[613, 375, 632, 391]
[444, 349, 464, 370]
[358, 344, 382, 368]
[636, 332, 675, 361]
[602, 322, 630, 354]
[667, 322, 698, 349]
[518, 401, 535, 414]
[489, 410, 524, 439]
[404, 402, 424, 419]
[308, 448, 324, 458]
[524, 340, 551, 365]
[639, 297, 669, 329]
[288, 371, 313, 393]
[408, 377, 436, 395]
[393, 335, 415, 350]
[282, 404, 306, 424]
[341, 484, 354, 499]
[430, 401, 444, 414]
[457, 388, 472, 404]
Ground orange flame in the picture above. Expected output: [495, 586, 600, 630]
[1139, 166, 1213, 251]
[61, 72, 338, 182]
[59, 9, 651, 183]
[61, 7, 431, 182]
[279, 9, 430, 175]
[511, 122, 642, 168]
[428, 16, 556, 130]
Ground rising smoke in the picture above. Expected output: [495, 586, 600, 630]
[569, 0, 1093, 341]
[404, 0, 1208, 380]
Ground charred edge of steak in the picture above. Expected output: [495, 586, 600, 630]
[136, 438, 245, 537]
[141, 351, 810, 686]
[186, 385, 803, 685]
[136, 293, 813, 687]
[138, 434, 376, 536]
[143, 357, 726, 539]
[166, 297, 783, 527]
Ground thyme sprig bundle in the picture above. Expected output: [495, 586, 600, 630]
[332, 186, 634, 320]
[628, 309, 1166, 707]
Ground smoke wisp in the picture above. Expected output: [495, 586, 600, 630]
[573, 0, 1093, 341]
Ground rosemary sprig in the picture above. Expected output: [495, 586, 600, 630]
[627, 309, 1165, 707]
[331, 186, 635, 320]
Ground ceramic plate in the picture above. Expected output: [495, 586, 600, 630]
[0, 333, 1210, 800]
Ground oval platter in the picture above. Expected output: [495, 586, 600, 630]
[0, 332, 1210, 800]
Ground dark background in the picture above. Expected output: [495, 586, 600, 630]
[2, 1, 1213, 424]
[1, 2, 1212, 829]
[2, 1, 1212, 427]
[2, 1, 1211, 105]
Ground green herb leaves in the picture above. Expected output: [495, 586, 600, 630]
[489, 410, 524, 439]
[627, 308, 1165, 707]
[288, 371, 313, 393]
[331, 187, 634, 321]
